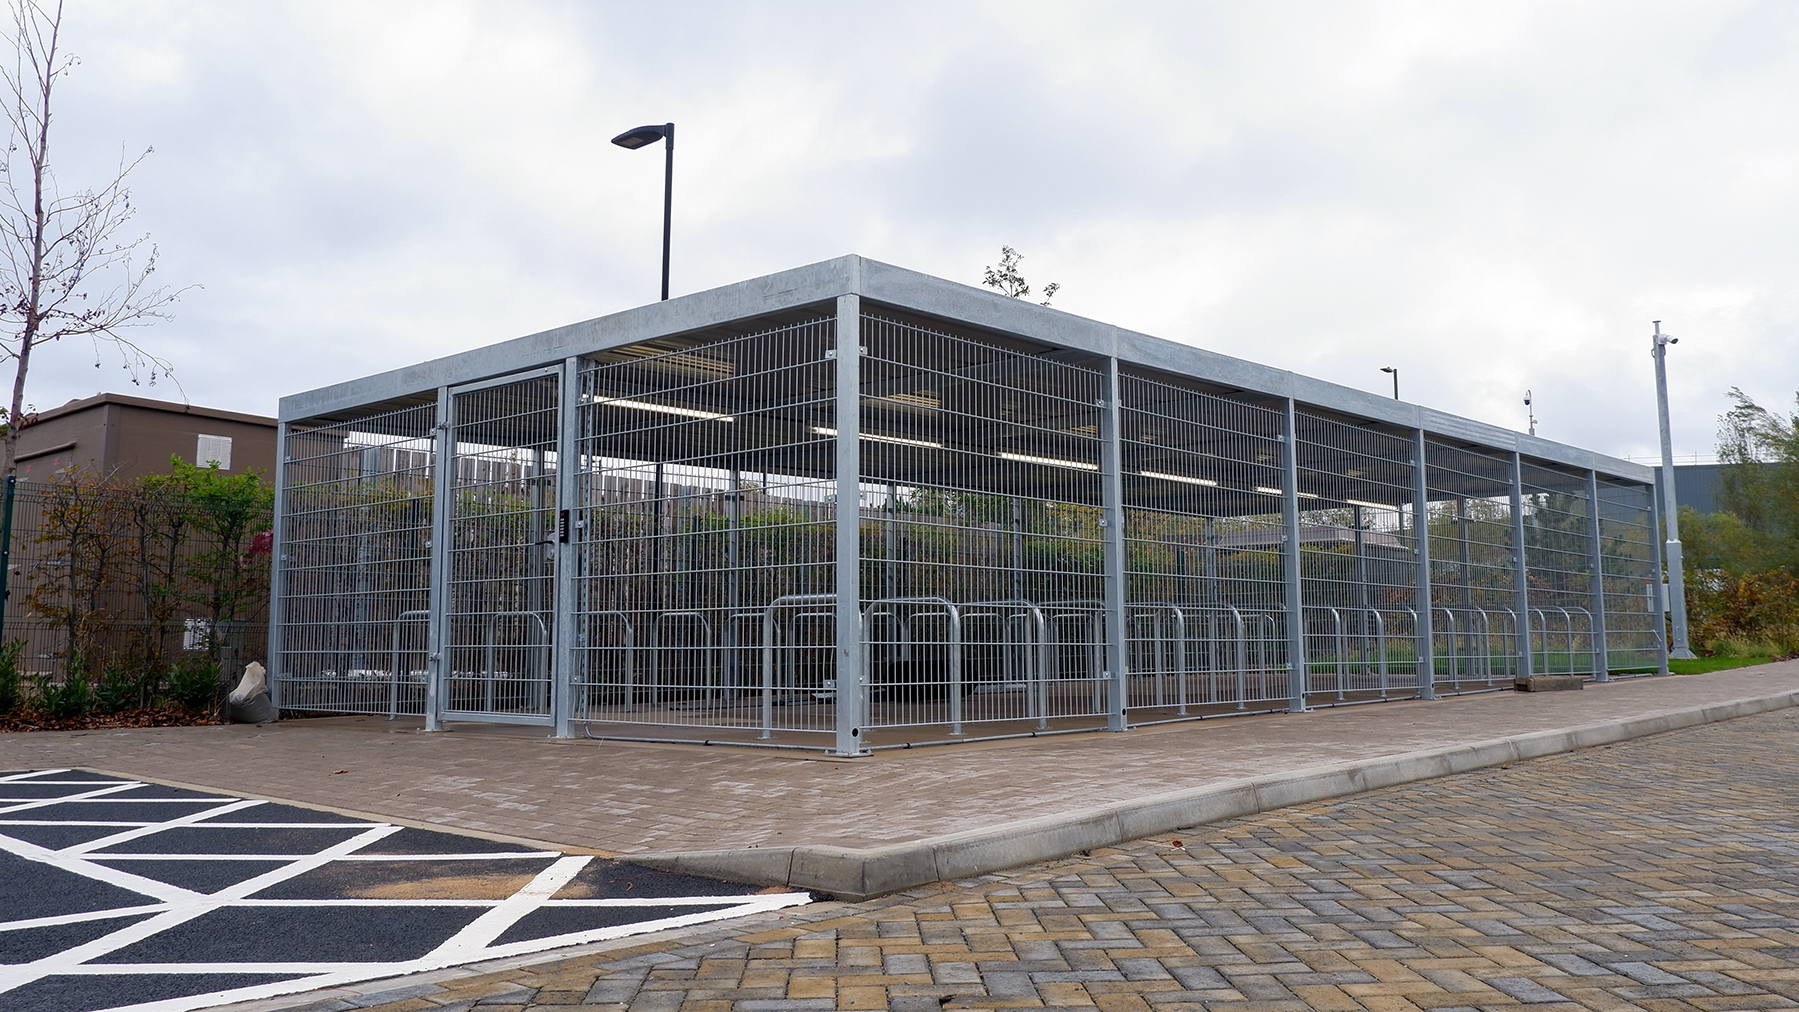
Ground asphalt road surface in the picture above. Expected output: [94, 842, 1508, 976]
[0, 769, 809, 1012]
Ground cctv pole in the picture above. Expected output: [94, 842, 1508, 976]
[1652, 321, 1694, 659]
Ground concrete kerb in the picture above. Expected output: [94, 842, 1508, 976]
[630, 688, 1799, 900]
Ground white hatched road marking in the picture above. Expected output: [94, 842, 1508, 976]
[0, 771, 810, 1012]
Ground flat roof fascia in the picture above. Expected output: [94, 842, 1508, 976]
[278, 256, 864, 423]
[31, 392, 276, 429]
[855, 259, 1655, 484]
[281, 252, 1654, 485]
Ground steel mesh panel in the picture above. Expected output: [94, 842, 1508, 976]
[1291, 410, 1422, 702]
[858, 313, 1109, 734]
[277, 402, 436, 715]
[442, 372, 560, 722]
[1117, 372, 1289, 714]
[1518, 460, 1600, 676]
[1425, 441, 1522, 689]
[569, 318, 838, 737]
[1596, 475, 1662, 670]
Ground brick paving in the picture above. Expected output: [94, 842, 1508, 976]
[0, 664, 1794, 855]
[282, 704, 1799, 1012]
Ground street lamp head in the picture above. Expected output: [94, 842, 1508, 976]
[1380, 366, 1396, 374]
[611, 124, 671, 149]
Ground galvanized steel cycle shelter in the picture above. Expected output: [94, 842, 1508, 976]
[270, 256, 1667, 755]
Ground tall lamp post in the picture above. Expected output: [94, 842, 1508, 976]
[1652, 321, 1694, 659]
[1380, 366, 1398, 400]
[611, 122, 675, 301]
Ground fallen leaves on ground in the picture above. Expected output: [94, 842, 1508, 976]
[0, 707, 221, 733]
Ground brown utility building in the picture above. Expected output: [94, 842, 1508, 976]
[14, 393, 278, 482]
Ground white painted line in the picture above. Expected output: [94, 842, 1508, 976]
[82, 851, 559, 861]
[472, 892, 813, 961]
[0, 773, 817, 1012]
[0, 820, 160, 827]
[0, 830, 204, 904]
[0, 770, 73, 782]
[425, 854, 593, 959]
[0, 822, 405, 994]
[538, 895, 787, 906]
[0, 781, 147, 816]
[60, 799, 269, 856]
[0, 797, 242, 803]
[0, 905, 171, 933]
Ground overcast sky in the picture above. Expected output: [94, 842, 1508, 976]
[28, 0, 1799, 460]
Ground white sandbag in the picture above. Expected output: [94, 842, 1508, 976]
[227, 661, 276, 723]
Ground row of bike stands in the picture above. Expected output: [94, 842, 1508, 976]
[376, 596, 1609, 740]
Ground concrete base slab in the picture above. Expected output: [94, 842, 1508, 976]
[629, 687, 1799, 900]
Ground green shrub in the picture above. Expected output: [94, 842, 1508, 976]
[168, 655, 220, 713]
[0, 641, 22, 714]
[34, 671, 91, 719]
[1703, 637, 1782, 660]
[93, 664, 149, 714]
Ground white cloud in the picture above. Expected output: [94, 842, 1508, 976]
[19, 0, 1796, 462]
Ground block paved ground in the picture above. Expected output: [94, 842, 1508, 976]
[270, 704, 1799, 1012]
[0, 663, 1794, 856]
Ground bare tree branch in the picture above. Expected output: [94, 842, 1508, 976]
[0, 0, 195, 476]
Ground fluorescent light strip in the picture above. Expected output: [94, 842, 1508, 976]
[1254, 486, 1284, 495]
[1140, 470, 1219, 487]
[590, 397, 734, 422]
[999, 452, 1099, 471]
[1298, 491, 1320, 500]
[1344, 498, 1395, 510]
[812, 427, 943, 449]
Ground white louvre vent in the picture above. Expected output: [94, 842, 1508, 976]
[196, 434, 233, 470]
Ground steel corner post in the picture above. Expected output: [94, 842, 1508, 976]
[1585, 470, 1610, 681]
[265, 427, 287, 713]
[1510, 451, 1534, 680]
[1649, 477, 1672, 677]
[425, 386, 453, 732]
[832, 294, 868, 757]
[1280, 398, 1306, 714]
[1099, 358, 1128, 732]
[1412, 430, 1435, 700]
[551, 357, 580, 738]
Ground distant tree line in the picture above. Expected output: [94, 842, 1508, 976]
[1679, 388, 1799, 656]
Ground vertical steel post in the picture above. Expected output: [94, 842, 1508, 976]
[885, 481, 898, 601]
[552, 357, 579, 737]
[1412, 430, 1435, 699]
[1457, 498, 1472, 609]
[264, 427, 287, 713]
[1649, 477, 1671, 676]
[425, 386, 454, 731]
[727, 468, 742, 691]
[831, 294, 867, 756]
[1510, 451, 1534, 680]
[1280, 398, 1306, 713]
[1099, 357, 1129, 731]
[1203, 516, 1218, 604]
[1585, 469, 1610, 681]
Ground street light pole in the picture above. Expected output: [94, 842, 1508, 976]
[611, 122, 676, 301]
[1651, 321, 1695, 659]
[658, 123, 673, 302]
[1380, 366, 1398, 400]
